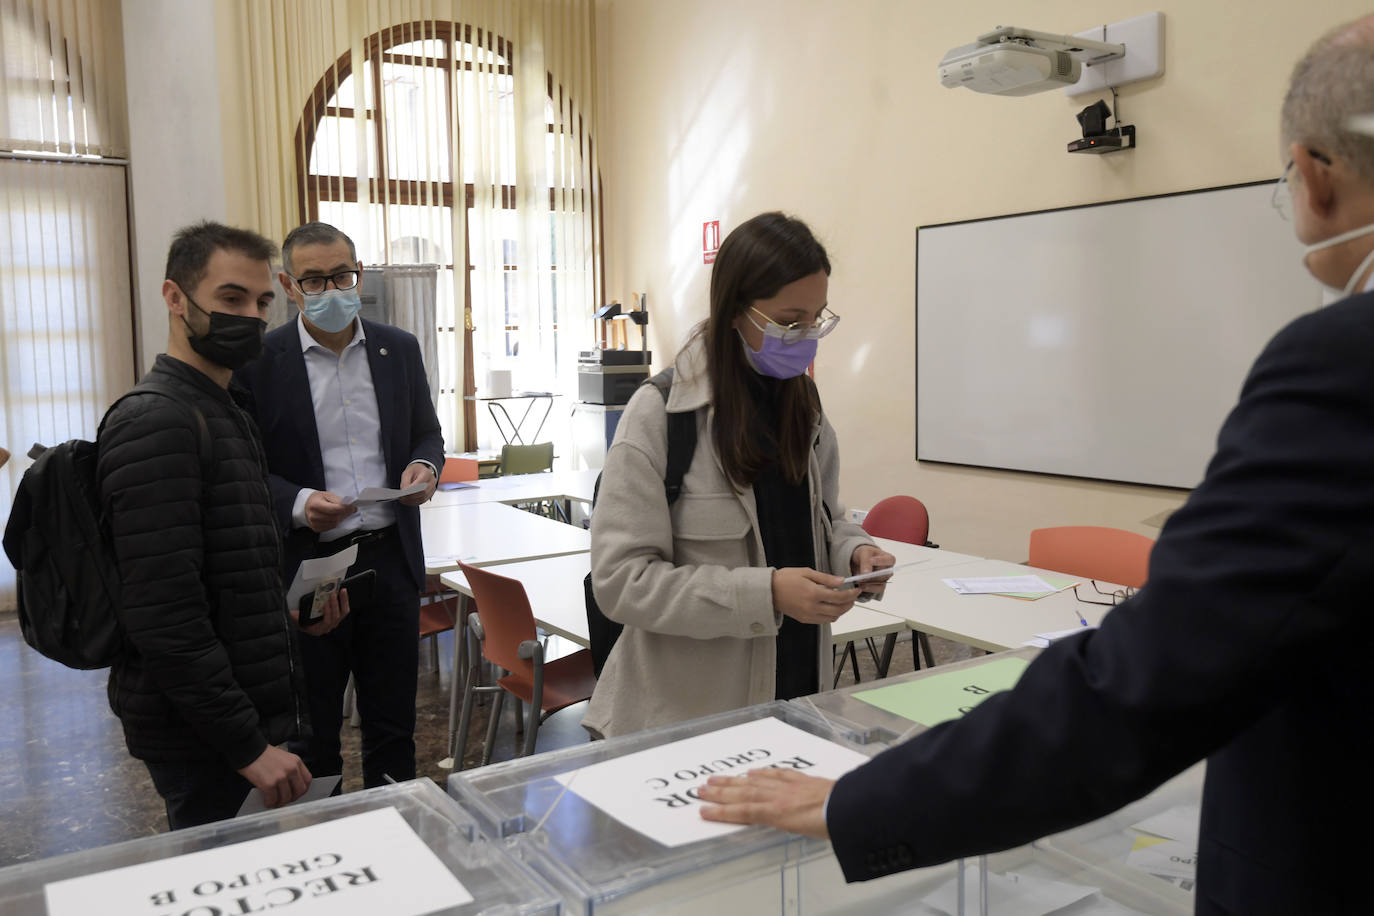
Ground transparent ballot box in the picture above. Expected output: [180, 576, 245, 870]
[793, 647, 1041, 744]
[968, 764, 1204, 915]
[0, 778, 560, 916]
[448, 701, 960, 915]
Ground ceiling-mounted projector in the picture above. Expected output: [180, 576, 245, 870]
[939, 25, 1125, 97]
[939, 42, 1080, 96]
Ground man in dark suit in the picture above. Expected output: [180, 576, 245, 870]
[235, 221, 444, 788]
[699, 16, 1374, 913]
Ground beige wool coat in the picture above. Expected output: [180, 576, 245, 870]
[583, 336, 873, 738]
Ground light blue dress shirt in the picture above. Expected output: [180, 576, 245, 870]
[289, 316, 419, 542]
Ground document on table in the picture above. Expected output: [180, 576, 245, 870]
[1024, 626, 1094, 648]
[852, 657, 1030, 727]
[236, 775, 342, 817]
[551, 717, 870, 848]
[1125, 803, 1201, 883]
[942, 574, 1078, 600]
[922, 870, 1099, 916]
[349, 481, 427, 507]
[43, 807, 473, 916]
[284, 543, 357, 609]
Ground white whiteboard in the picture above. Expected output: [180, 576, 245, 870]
[915, 182, 1322, 489]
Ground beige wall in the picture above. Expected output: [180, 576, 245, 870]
[595, 0, 1367, 561]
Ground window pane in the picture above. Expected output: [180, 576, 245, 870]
[308, 115, 358, 176]
[388, 38, 448, 59]
[332, 74, 357, 110]
[457, 71, 515, 186]
[381, 61, 450, 182]
[459, 40, 506, 66]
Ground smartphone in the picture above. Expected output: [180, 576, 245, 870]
[834, 566, 896, 590]
[300, 568, 376, 624]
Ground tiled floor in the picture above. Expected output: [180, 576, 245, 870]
[0, 611, 971, 867]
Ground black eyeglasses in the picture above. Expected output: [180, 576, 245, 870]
[291, 270, 360, 295]
[1072, 580, 1136, 607]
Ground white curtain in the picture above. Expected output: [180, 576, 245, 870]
[0, 160, 135, 610]
[383, 263, 440, 403]
[0, 0, 132, 611]
[0, 0, 128, 156]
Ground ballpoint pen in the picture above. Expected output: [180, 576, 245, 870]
[1072, 606, 1089, 627]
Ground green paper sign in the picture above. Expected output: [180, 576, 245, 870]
[853, 657, 1031, 727]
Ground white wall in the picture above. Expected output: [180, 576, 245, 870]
[122, 0, 228, 373]
[595, 0, 1369, 561]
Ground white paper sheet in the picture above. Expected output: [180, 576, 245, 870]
[236, 775, 342, 817]
[348, 482, 427, 507]
[1023, 626, 1095, 648]
[1125, 835, 1198, 879]
[922, 870, 1100, 916]
[1131, 804, 1201, 844]
[43, 807, 473, 916]
[943, 575, 1055, 595]
[552, 717, 870, 848]
[285, 544, 358, 609]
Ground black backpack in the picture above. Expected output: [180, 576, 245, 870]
[583, 369, 697, 677]
[2, 382, 211, 669]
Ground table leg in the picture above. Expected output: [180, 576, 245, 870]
[443, 593, 472, 766]
[876, 632, 898, 677]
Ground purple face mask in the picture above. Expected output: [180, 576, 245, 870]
[738, 327, 818, 379]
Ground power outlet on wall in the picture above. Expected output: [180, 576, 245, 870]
[850, 508, 868, 524]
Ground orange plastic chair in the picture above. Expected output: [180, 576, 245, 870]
[1028, 526, 1154, 589]
[440, 456, 480, 484]
[454, 562, 597, 767]
[862, 495, 937, 548]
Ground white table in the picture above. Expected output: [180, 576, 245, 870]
[426, 468, 599, 510]
[877, 558, 1116, 653]
[870, 536, 985, 573]
[421, 501, 590, 575]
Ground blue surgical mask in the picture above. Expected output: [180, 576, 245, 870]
[302, 288, 361, 333]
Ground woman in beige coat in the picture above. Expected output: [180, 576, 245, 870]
[584, 213, 895, 739]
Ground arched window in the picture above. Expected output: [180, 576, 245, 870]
[296, 20, 601, 452]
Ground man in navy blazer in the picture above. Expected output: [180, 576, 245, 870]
[235, 221, 444, 788]
[699, 16, 1374, 914]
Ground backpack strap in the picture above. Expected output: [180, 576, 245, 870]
[643, 368, 696, 505]
[98, 382, 213, 481]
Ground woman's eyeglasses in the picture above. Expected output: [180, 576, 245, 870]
[748, 306, 841, 345]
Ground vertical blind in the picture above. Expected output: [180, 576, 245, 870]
[228, 0, 601, 454]
[0, 1, 133, 611]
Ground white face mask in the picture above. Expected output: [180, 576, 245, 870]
[1302, 220, 1374, 300]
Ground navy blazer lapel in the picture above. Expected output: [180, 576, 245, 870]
[275, 327, 327, 488]
[363, 321, 399, 479]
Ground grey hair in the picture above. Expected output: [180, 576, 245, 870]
[1281, 28, 1374, 185]
[281, 221, 358, 274]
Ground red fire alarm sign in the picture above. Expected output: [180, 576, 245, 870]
[703, 220, 720, 264]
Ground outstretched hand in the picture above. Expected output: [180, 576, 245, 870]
[697, 767, 834, 839]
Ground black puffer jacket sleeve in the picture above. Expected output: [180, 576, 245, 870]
[99, 393, 267, 770]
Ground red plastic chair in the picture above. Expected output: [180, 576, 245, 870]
[859, 495, 939, 672]
[862, 495, 936, 548]
[1028, 526, 1154, 589]
[454, 562, 597, 767]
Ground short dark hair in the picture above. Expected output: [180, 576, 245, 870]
[164, 221, 277, 294]
[282, 221, 358, 274]
[701, 211, 830, 488]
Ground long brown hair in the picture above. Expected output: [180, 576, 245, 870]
[698, 212, 828, 489]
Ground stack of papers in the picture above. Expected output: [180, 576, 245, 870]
[942, 574, 1078, 600]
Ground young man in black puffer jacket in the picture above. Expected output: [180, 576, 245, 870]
[98, 222, 346, 829]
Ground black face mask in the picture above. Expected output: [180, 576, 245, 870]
[180, 291, 266, 370]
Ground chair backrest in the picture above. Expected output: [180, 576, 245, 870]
[499, 442, 554, 475]
[1027, 526, 1154, 589]
[459, 562, 538, 675]
[440, 456, 480, 483]
[862, 495, 931, 546]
